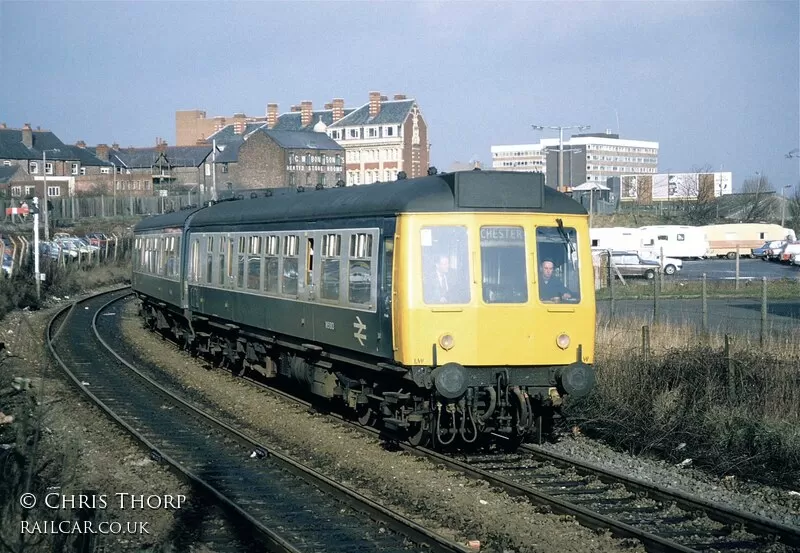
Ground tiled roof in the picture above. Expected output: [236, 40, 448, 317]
[0, 129, 73, 160]
[272, 109, 356, 132]
[207, 122, 265, 143]
[261, 129, 343, 151]
[65, 146, 112, 166]
[0, 164, 24, 184]
[328, 100, 415, 128]
[213, 137, 244, 163]
[104, 146, 212, 169]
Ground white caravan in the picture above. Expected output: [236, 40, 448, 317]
[637, 226, 710, 259]
[589, 227, 642, 251]
[702, 223, 797, 259]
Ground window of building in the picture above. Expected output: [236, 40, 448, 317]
[368, 127, 377, 138]
[80, 167, 86, 175]
[318, 173, 325, 186]
[386, 126, 393, 137]
[43, 162, 53, 175]
[11, 186, 21, 196]
[29, 161, 38, 174]
[71, 163, 79, 175]
[48, 186, 60, 197]
[221, 163, 228, 173]
[101, 167, 110, 174]
[25, 185, 35, 196]
[349, 129, 359, 139]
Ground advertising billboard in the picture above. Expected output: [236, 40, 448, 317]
[620, 172, 733, 202]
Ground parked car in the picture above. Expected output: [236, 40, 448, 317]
[85, 232, 110, 248]
[1, 253, 12, 276]
[766, 240, 789, 261]
[38, 241, 61, 260]
[609, 251, 662, 280]
[638, 250, 683, 275]
[751, 241, 773, 259]
[779, 243, 800, 263]
[793, 253, 800, 267]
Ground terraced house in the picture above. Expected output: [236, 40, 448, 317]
[178, 90, 430, 186]
[0, 123, 112, 199]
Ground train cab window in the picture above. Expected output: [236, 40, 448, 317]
[320, 234, 341, 301]
[282, 235, 299, 296]
[536, 226, 581, 304]
[247, 236, 262, 291]
[265, 235, 280, 293]
[480, 226, 528, 303]
[348, 233, 373, 305]
[421, 226, 470, 305]
[206, 237, 214, 284]
[237, 236, 246, 288]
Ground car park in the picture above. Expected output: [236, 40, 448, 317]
[638, 250, 683, 275]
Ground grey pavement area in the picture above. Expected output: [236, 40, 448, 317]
[671, 257, 800, 281]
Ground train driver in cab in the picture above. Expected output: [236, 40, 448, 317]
[424, 254, 468, 304]
[539, 259, 573, 303]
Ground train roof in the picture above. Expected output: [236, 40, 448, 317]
[187, 171, 586, 230]
[134, 206, 204, 232]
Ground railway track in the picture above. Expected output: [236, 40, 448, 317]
[47, 288, 472, 553]
[106, 291, 800, 553]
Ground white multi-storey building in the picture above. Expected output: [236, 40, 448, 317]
[491, 132, 659, 190]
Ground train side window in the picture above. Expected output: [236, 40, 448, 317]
[320, 233, 341, 301]
[421, 226, 471, 305]
[265, 235, 280, 293]
[206, 236, 214, 284]
[190, 239, 200, 282]
[227, 237, 235, 283]
[536, 226, 581, 304]
[306, 238, 315, 287]
[237, 236, 246, 288]
[480, 226, 527, 304]
[348, 233, 373, 305]
[247, 235, 262, 291]
[218, 237, 227, 286]
[282, 235, 299, 296]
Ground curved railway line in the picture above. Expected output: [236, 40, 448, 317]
[47, 288, 472, 553]
[56, 287, 800, 553]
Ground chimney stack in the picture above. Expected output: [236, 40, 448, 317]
[266, 103, 278, 128]
[380, 95, 388, 102]
[324, 102, 333, 110]
[300, 101, 313, 128]
[393, 94, 407, 100]
[21, 123, 33, 149]
[156, 140, 167, 153]
[96, 144, 110, 161]
[75, 140, 86, 148]
[369, 91, 381, 117]
[332, 99, 345, 121]
[0, 123, 6, 129]
[111, 142, 119, 150]
[290, 105, 301, 113]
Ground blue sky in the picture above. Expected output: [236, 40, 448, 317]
[1, 0, 798, 191]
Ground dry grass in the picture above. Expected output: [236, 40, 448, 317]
[570, 316, 800, 484]
[597, 277, 800, 300]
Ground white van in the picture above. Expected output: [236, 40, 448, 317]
[637, 226, 710, 259]
[701, 223, 796, 259]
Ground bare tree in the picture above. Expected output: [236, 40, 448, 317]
[673, 165, 718, 225]
[732, 174, 777, 222]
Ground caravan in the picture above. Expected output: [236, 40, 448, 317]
[702, 223, 796, 259]
[589, 227, 642, 251]
[637, 226, 710, 259]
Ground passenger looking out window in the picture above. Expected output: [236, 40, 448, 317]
[421, 226, 470, 304]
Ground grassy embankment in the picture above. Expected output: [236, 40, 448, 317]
[570, 316, 800, 485]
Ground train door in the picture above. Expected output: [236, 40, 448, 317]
[299, 234, 316, 340]
[187, 237, 200, 310]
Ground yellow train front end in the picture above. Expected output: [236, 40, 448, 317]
[392, 211, 595, 446]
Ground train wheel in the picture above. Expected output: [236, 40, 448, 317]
[408, 419, 431, 447]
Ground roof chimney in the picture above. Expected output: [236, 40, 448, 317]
[267, 103, 278, 128]
[369, 91, 381, 117]
[75, 140, 86, 148]
[290, 105, 301, 113]
[156, 140, 167, 153]
[21, 123, 33, 149]
[0, 123, 6, 129]
[300, 100, 313, 128]
[111, 142, 119, 150]
[332, 99, 345, 121]
[324, 102, 333, 110]
[380, 95, 388, 102]
[393, 94, 407, 100]
[96, 144, 109, 161]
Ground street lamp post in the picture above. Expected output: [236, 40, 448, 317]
[42, 151, 49, 241]
[531, 123, 590, 192]
[781, 184, 792, 227]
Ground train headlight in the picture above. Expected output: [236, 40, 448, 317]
[556, 333, 571, 349]
[439, 333, 455, 351]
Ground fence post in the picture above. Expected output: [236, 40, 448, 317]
[641, 325, 650, 361]
[702, 273, 708, 334]
[101, 195, 105, 218]
[735, 245, 740, 290]
[608, 253, 615, 318]
[653, 270, 660, 323]
[724, 334, 735, 401]
[760, 276, 767, 347]
[113, 234, 118, 261]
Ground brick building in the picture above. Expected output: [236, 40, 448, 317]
[0, 123, 113, 199]
[209, 128, 343, 191]
[182, 91, 430, 185]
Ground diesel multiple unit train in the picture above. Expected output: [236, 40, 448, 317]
[132, 171, 596, 449]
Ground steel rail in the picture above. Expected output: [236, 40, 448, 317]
[83, 290, 471, 553]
